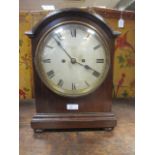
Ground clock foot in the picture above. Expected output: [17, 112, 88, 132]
[34, 129, 44, 133]
[104, 127, 114, 131]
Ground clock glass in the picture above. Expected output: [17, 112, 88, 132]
[35, 21, 110, 97]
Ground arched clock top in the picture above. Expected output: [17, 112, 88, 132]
[25, 8, 120, 39]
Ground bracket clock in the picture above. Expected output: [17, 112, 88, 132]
[26, 8, 119, 132]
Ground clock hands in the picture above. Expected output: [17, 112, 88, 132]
[76, 61, 100, 77]
[54, 37, 80, 64]
[54, 37, 100, 77]
[54, 37, 72, 60]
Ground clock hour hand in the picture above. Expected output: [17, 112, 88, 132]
[76, 61, 100, 76]
[76, 61, 94, 71]
[53, 37, 72, 60]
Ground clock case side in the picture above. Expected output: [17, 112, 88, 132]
[25, 8, 120, 131]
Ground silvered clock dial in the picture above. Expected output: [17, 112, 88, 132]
[35, 22, 110, 97]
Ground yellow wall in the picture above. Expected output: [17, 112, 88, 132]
[19, 13, 33, 99]
[107, 18, 135, 98]
[19, 11, 135, 99]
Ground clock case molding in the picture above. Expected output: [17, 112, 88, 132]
[26, 8, 120, 131]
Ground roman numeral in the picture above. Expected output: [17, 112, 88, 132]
[46, 45, 53, 49]
[57, 79, 64, 87]
[71, 29, 76, 37]
[42, 59, 51, 63]
[86, 33, 90, 38]
[94, 45, 101, 50]
[47, 70, 55, 79]
[56, 33, 62, 40]
[72, 83, 76, 90]
[93, 71, 100, 78]
[96, 59, 104, 63]
[85, 81, 89, 87]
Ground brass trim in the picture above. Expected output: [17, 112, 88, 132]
[34, 20, 111, 97]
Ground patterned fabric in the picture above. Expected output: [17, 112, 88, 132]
[19, 13, 33, 99]
[106, 18, 135, 98]
[19, 12, 135, 99]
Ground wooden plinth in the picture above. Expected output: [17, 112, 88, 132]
[31, 112, 117, 131]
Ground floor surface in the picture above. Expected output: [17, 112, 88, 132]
[19, 99, 135, 155]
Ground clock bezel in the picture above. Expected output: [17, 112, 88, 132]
[34, 20, 111, 97]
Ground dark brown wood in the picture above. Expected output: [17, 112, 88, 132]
[31, 112, 116, 130]
[26, 8, 118, 131]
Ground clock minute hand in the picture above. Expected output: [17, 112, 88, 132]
[54, 38, 72, 60]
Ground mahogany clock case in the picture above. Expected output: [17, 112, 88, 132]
[26, 8, 119, 131]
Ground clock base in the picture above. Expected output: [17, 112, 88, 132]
[31, 112, 116, 131]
